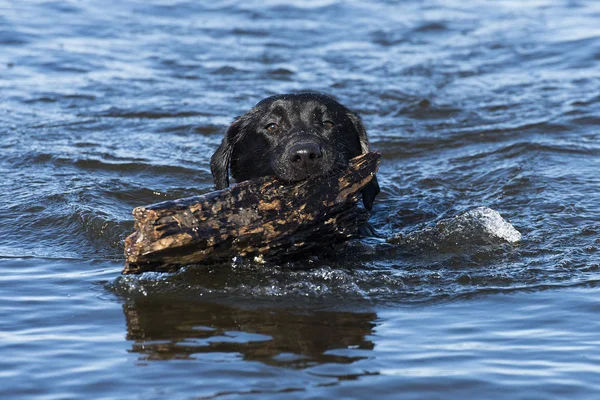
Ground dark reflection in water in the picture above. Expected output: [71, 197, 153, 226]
[124, 299, 376, 368]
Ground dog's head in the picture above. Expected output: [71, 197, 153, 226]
[211, 93, 379, 210]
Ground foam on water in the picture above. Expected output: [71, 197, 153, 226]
[462, 207, 522, 243]
[388, 206, 521, 253]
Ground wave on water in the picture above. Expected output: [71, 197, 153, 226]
[108, 207, 527, 307]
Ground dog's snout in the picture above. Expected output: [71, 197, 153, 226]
[289, 143, 322, 169]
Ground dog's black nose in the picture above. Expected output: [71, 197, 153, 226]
[289, 143, 322, 170]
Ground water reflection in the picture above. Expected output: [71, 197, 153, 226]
[123, 299, 377, 368]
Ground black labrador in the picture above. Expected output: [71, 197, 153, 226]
[210, 93, 379, 210]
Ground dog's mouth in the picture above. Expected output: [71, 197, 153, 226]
[274, 161, 348, 184]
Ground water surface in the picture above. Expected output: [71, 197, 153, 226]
[1, 0, 600, 398]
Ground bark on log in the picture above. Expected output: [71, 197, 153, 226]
[123, 152, 380, 274]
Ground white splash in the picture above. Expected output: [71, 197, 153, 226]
[458, 207, 522, 243]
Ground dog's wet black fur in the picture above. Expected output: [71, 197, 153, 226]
[211, 93, 379, 210]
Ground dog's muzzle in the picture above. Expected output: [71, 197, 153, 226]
[288, 142, 323, 175]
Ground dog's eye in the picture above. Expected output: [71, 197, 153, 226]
[265, 123, 279, 132]
[321, 120, 335, 129]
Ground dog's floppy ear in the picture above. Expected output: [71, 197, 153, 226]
[361, 175, 380, 211]
[347, 111, 380, 211]
[346, 111, 370, 154]
[210, 118, 244, 190]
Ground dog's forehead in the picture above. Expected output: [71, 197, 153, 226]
[262, 98, 341, 120]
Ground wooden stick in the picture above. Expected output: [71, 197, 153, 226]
[123, 152, 380, 274]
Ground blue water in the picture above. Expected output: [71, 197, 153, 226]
[1, 1, 600, 398]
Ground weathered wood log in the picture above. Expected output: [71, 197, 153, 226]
[123, 152, 380, 274]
